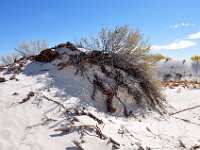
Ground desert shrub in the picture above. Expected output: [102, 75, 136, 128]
[79, 25, 153, 71]
[15, 40, 48, 57]
[0, 40, 48, 66]
[75, 25, 165, 112]
[191, 55, 200, 61]
[148, 54, 166, 62]
[0, 53, 19, 66]
[54, 50, 165, 114]
[35, 25, 165, 114]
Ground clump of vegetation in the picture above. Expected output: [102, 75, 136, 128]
[191, 55, 200, 61]
[148, 54, 166, 62]
[80, 25, 151, 69]
[1, 40, 48, 66]
[0, 53, 19, 66]
[15, 40, 48, 57]
[35, 48, 59, 62]
[45, 25, 165, 115]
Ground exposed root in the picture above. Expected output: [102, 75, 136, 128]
[92, 73, 116, 113]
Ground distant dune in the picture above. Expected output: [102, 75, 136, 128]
[155, 59, 200, 81]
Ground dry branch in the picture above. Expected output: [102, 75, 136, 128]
[19, 91, 34, 104]
[42, 96, 103, 125]
[57, 61, 75, 70]
[54, 125, 120, 148]
[42, 95, 66, 109]
[169, 105, 200, 116]
[72, 140, 84, 150]
[190, 144, 200, 150]
[74, 109, 103, 124]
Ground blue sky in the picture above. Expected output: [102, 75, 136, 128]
[0, 0, 200, 59]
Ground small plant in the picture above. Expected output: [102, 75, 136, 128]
[0, 53, 19, 66]
[79, 25, 151, 68]
[148, 54, 166, 62]
[191, 55, 200, 61]
[0, 40, 48, 66]
[15, 40, 48, 57]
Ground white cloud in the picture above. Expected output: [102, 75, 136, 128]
[152, 40, 197, 50]
[187, 32, 200, 39]
[170, 23, 196, 28]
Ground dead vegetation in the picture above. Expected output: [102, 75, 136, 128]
[53, 50, 165, 115]
[162, 80, 200, 89]
[34, 25, 165, 116]
[38, 50, 164, 115]
[42, 95, 103, 125]
[40, 95, 117, 148]
[34, 48, 59, 62]
[19, 91, 35, 104]
[54, 41, 79, 51]
[0, 77, 5, 83]
[54, 125, 120, 149]
[169, 104, 200, 116]
[2, 57, 28, 78]
[0, 67, 5, 72]
[190, 145, 200, 150]
[73, 109, 103, 124]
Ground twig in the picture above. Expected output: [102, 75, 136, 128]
[19, 91, 34, 104]
[55, 125, 120, 148]
[72, 140, 84, 150]
[169, 105, 200, 116]
[189, 144, 200, 150]
[74, 109, 103, 124]
[42, 95, 66, 109]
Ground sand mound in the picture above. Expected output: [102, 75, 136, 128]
[34, 42, 165, 116]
